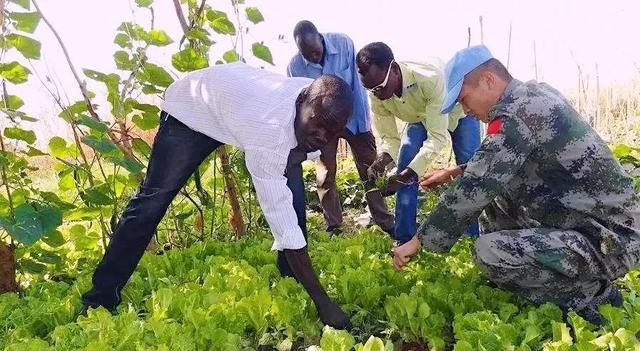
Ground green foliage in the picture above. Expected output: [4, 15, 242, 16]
[245, 7, 264, 24]
[8, 12, 41, 33]
[0, 203, 62, 245]
[3, 33, 41, 59]
[252, 41, 273, 65]
[171, 48, 209, 72]
[0, 61, 30, 84]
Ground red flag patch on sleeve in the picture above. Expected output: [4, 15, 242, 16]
[487, 118, 503, 135]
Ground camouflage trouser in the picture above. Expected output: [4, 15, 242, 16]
[474, 197, 639, 311]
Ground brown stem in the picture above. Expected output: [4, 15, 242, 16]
[179, 0, 207, 46]
[0, 241, 18, 293]
[172, 0, 190, 32]
[0, 82, 15, 223]
[218, 147, 246, 238]
[32, 0, 138, 166]
[171, 3, 246, 238]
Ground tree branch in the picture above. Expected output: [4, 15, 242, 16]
[172, 0, 190, 32]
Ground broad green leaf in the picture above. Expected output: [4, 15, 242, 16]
[320, 326, 355, 351]
[2, 109, 36, 123]
[20, 258, 47, 273]
[223, 50, 240, 63]
[14, 112, 37, 122]
[132, 138, 151, 158]
[4, 126, 36, 144]
[5, 33, 41, 59]
[252, 42, 273, 65]
[58, 100, 88, 121]
[110, 154, 144, 173]
[141, 84, 163, 94]
[172, 48, 208, 72]
[0, 203, 63, 245]
[81, 135, 118, 154]
[210, 17, 236, 35]
[118, 22, 148, 42]
[146, 30, 173, 46]
[356, 336, 387, 351]
[66, 207, 103, 222]
[114, 50, 136, 70]
[23, 146, 46, 156]
[40, 191, 76, 211]
[129, 101, 159, 113]
[245, 7, 264, 24]
[9, 0, 30, 10]
[600, 304, 625, 329]
[8, 12, 41, 33]
[37, 206, 62, 235]
[83, 69, 119, 85]
[135, 0, 153, 7]
[185, 28, 212, 45]
[136, 63, 174, 87]
[83, 183, 113, 206]
[612, 144, 632, 159]
[0, 61, 30, 84]
[49, 137, 69, 158]
[114, 33, 132, 48]
[206, 9, 228, 21]
[0, 95, 24, 110]
[32, 250, 62, 265]
[41, 230, 65, 248]
[132, 112, 159, 130]
[77, 114, 109, 133]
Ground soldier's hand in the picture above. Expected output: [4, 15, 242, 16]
[392, 235, 421, 270]
[367, 152, 394, 182]
[419, 167, 461, 192]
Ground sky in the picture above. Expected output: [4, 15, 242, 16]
[5, 0, 640, 147]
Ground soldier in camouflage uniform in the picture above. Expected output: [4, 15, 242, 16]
[393, 45, 640, 325]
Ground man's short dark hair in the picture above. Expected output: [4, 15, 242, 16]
[357, 42, 394, 70]
[465, 58, 513, 85]
[293, 20, 318, 39]
[305, 75, 353, 131]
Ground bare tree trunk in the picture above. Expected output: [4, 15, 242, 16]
[0, 242, 18, 294]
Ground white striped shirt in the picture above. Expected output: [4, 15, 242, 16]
[162, 62, 312, 250]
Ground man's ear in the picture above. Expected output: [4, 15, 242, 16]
[296, 87, 309, 107]
[484, 71, 497, 90]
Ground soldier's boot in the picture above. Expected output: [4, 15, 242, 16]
[568, 284, 623, 326]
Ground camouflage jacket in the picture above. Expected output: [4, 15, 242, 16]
[419, 79, 640, 255]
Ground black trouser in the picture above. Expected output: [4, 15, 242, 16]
[82, 112, 307, 310]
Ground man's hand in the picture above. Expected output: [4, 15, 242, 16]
[367, 152, 394, 182]
[392, 235, 421, 270]
[419, 166, 463, 192]
[380, 168, 417, 197]
[283, 247, 352, 330]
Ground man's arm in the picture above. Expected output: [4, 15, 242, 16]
[244, 149, 307, 250]
[245, 148, 351, 329]
[404, 75, 451, 176]
[418, 115, 536, 252]
[371, 99, 400, 160]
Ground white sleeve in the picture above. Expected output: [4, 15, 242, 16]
[244, 148, 307, 251]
